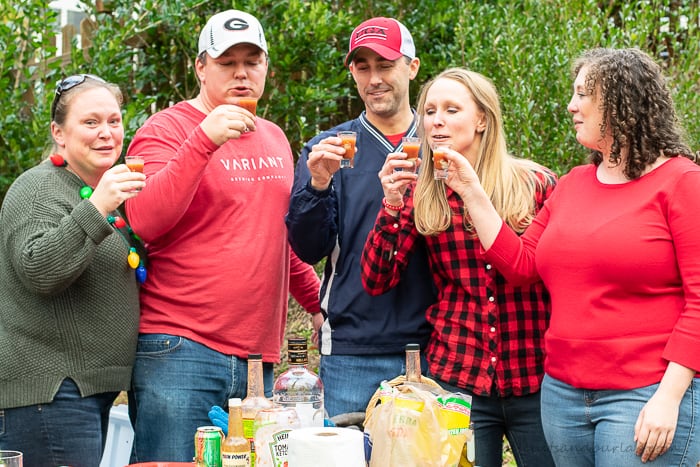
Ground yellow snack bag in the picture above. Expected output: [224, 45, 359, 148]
[365, 384, 470, 467]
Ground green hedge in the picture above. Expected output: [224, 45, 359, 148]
[1, 0, 698, 200]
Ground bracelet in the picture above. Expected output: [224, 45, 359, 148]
[382, 197, 404, 211]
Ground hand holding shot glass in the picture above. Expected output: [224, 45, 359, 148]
[432, 143, 451, 180]
[338, 131, 357, 168]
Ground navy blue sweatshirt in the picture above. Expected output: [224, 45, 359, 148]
[286, 112, 436, 355]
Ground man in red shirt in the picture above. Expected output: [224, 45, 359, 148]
[125, 9, 320, 462]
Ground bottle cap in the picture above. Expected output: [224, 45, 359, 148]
[288, 337, 308, 354]
[229, 398, 242, 407]
[406, 343, 420, 351]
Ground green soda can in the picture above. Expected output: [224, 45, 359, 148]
[195, 425, 224, 467]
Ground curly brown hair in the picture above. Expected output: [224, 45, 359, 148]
[572, 47, 694, 179]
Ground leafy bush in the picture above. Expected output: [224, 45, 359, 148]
[1, 0, 699, 200]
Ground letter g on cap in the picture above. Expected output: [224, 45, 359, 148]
[224, 17, 250, 31]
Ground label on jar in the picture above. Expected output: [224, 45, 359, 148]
[222, 451, 251, 467]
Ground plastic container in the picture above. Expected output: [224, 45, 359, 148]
[100, 404, 134, 467]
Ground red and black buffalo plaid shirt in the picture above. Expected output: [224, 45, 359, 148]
[361, 174, 555, 397]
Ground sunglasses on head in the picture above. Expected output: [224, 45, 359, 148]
[50, 74, 106, 121]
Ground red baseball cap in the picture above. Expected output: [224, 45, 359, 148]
[344, 17, 416, 67]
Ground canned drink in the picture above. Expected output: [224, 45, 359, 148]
[195, 425, 224, 467]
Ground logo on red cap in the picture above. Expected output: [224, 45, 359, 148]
[354, 25, 389, 43]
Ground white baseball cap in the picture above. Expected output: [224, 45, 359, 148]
[198, 10, 268, 58]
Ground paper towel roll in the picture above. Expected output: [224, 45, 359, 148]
[288, 427, 366, 467]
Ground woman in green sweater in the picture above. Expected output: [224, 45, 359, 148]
[0, 74, 146, 466]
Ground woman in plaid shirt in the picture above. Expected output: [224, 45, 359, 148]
[361, 68, 557, 467]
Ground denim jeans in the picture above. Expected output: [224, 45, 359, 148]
[433, 377, 554, 467]
[0, 378, 117, 467]
[320, 353, 428, 418]
[541, 374, 700, 467]
[128, 334, 274, 463]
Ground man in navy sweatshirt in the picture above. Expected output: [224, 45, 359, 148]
[286, 17, 436, 417]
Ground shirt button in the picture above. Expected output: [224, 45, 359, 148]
[491, 356, 497, 363]
[393, 250, 398, 256]
[488, 296, 495, 302]
[393, 223, 399, 228]
[486, 264, 492, 270]
[490, 326, 496, 333]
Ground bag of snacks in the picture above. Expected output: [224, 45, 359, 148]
[364, 379, 472, 467]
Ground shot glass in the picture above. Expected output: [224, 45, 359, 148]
[401, 136, 421, 173]
[338, 131, 357, 169]
[0, 451, 23, 467]
[125, 155, 144, 192]
[432, 143, 451, 180]
[237, 97, 257, 115]
[124, 155, 144, 173]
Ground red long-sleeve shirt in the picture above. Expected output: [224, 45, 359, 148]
[126, 102, 320, 362]
[361, 173, 556, 397]
[487, 158, 700, 389]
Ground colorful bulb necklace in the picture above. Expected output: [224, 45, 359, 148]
[50, 153, 147, 284]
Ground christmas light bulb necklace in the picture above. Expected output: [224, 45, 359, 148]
[50, 153, 147, 284]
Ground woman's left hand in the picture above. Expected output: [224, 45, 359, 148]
[634, 392, 679, 462]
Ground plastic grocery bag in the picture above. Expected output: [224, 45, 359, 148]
[364, 381, 471, 467]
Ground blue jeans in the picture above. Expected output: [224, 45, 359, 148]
[541, 374, 700, 466]
[128, 334, 274, 463]
[434, 377, 554, 467]
[0, 378, 117, 467]
[320, 353, 428, 418]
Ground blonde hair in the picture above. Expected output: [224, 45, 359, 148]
[414, 68, 550, 236]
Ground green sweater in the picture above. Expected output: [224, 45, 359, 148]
[0, 161, 140, 408]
